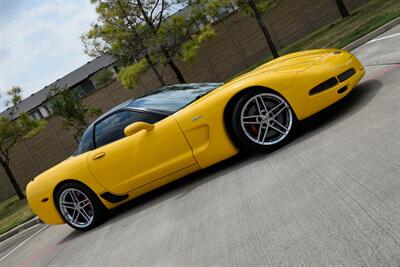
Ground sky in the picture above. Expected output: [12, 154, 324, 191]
[0, 0, 98, 110]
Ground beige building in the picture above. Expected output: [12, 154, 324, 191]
[0, 0, 365, 200]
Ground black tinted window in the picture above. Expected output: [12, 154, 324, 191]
[94, 110, 162, 148]
[128, 83, 221, 113]
[75, 126, 94, 155]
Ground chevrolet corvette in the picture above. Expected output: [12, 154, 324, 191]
[27, 49, 365, 230]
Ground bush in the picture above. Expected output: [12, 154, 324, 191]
[91, 68, 114, 88]
[117, 60, 147, 89]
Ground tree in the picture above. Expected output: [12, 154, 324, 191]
[82, 0, 167, 86]
[153, 1, 216, 63]
[117, 59, 148, 89]
[134, 0, 191, 83]
[47, 86, 101, 143]
[83, 0, 215, 88]
[335, 0, 350, 18]
[246, 0, 279, 58]
[0, 86, 46, 200]
[91, 67, 115, 88]
[216, 0, 279, 58]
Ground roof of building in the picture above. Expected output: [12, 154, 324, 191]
[1, 54, 117, 119]
[0, 4, 233, 120]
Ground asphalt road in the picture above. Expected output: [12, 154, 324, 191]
[1, 24, 400, 267]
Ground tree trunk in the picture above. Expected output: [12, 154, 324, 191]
[0, 159, 25, 200]
[167, 58, 186, 83]
[73, 134, 79, 144]
[161, 48, 185, 83]
[135, 0, 186, 83]
[144, 54, 166, 86]
[247, 0, 279, 59]
[115, 0, 166, 86]
[335, 0, 350, 18]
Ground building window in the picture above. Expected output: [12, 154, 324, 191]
[29, 106, 51, 120]
[72, 79, 96, 98]
[38, 106, 50, 118]
[29, 110, 43, 120]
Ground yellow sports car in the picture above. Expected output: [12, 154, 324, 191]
[27, 49, 365, 230]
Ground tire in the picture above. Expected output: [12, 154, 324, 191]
[55, 182, 107, 231]
[229, 89, 297, 152]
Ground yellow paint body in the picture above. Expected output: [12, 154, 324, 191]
[26, 49, 365, 225]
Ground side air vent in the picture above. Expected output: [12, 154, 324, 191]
[309, 78, 339, 96]
[101, 192, 129, 203]
[338, 68, 356, 82]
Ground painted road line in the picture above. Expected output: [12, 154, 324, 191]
[0, 225, 49, 263]
[367, 32, 400, 44]
[365, 64, 400, 81]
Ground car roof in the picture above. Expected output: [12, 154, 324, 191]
[92, 83, 222, 125]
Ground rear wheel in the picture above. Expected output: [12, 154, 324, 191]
[55, 182, 107, 231]
[230, 90, 297, 151]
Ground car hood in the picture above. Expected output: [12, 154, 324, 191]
[230, 49, 338, 83]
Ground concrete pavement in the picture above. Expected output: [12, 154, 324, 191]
[0, 217, 42, 243]
[1, 24, 400, 267]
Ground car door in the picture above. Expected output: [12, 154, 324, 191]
[87, 109, 196, 194]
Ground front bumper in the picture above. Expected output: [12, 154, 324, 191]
[284, 50, 365, 120]
[26, 181, 64, 225]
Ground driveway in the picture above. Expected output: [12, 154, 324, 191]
[1, 24, 400, 267]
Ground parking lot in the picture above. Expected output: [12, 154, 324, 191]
[1, 24, 400, 267]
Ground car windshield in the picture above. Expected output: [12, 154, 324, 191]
[128, 83, 222, 113]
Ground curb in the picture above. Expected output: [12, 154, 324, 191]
[0, 217, 42, 243]
[344, 16, 400, 51]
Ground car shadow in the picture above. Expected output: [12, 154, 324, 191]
[297, 79, 382, 140]
[58, 79, 382, 244]
[170, 79, 383, 199]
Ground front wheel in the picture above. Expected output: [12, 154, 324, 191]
[230, 90, 297, 151]
[55, 182, 107, 231]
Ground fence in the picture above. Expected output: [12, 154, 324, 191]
[0, 0, 366, 200]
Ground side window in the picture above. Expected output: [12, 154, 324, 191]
[75, 126, 94, 155]
[94, 110, 163, 148]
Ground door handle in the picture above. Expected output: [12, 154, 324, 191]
[93, 152, 106, 160]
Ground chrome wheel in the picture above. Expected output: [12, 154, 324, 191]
[240, 93, 293, 145]
[59, 188, 94, 228]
